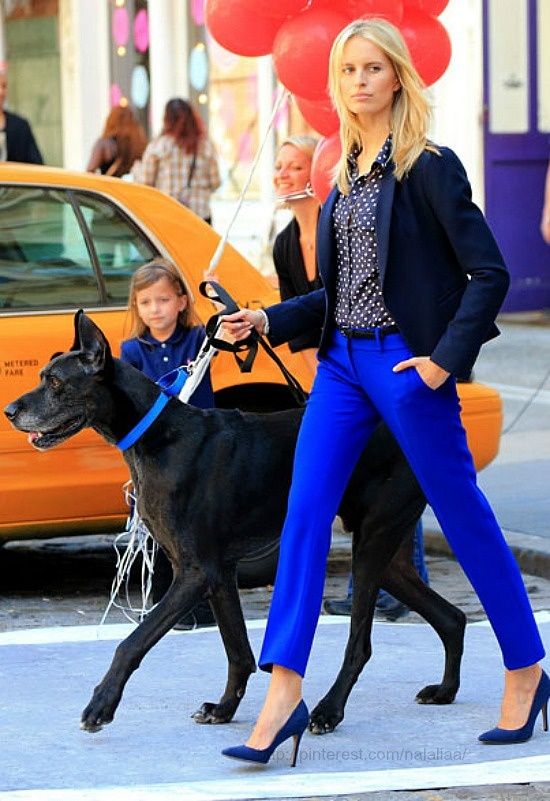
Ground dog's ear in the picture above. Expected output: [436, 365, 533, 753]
[70, 310, 85, 351]
[48, 310, 86, 362]
[77, 313, 113, 375]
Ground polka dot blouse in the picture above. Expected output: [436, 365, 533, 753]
[333, 135, 397, 331]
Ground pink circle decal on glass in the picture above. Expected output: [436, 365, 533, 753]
[110, 83, 122, 107]
[134, 9, 149, 53]
[191, 0, 205, 26]
[113, 8, 129, 47]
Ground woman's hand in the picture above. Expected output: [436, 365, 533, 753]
[221, 309, 266, 341]
[393, 356, 450, 390]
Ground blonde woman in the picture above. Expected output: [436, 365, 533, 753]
[221, 18, 547, 764]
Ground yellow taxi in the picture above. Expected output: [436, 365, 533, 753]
[0, 163, 503, 543]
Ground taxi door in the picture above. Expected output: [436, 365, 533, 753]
[0, 183, 158, 539]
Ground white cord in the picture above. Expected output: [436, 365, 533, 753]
[101, 482, 157, 625]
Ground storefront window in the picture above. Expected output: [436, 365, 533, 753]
[3, 0, 62, 165]
[108, 0, 150, 134]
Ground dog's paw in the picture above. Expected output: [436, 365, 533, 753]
[192, 701, 234, 724]
[308, 701, 344, 735]
[415, 683, 458, 705]
[80, 685, 121, 732]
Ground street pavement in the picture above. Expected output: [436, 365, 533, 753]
[1, 615, 549, 800]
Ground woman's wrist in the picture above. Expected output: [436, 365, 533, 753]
[256, 309, 270, 335]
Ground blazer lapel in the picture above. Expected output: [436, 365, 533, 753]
[317, 188, 338, 286]
[376, 165, 396, 288]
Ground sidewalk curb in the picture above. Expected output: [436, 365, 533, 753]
[423, 528, 550, 580]
[328, 524, 550, 580]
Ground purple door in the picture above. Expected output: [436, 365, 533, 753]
[483, 0, 550, 312]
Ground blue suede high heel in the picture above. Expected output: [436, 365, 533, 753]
[222, 699, 309, 766]
[478, 669, 550, 744]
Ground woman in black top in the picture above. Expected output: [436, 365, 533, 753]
[272, 135, 321, 373]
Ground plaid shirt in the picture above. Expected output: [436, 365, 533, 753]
[132, 134, 221, 220]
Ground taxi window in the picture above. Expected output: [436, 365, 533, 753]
[0, 186, 100, 311]
[75, 192, 158, 304]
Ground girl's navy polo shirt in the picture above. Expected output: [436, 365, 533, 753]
[120, 325, 214, 409]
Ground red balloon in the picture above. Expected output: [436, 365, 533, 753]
[311, 133, 342, 203]
[315, 0, 404, 26]
[295, 95, 339, 137]
[273, 7, 349, 101]
[255, 0, 309, 16]
[400, 8, 451, 86]
[403, 0, 449, 15]
[205, 0, 284, 57]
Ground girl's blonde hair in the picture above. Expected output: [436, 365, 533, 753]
[278, 134, 319, 161]
[328, 18, 436, 191]
[126, 258, 196, 338]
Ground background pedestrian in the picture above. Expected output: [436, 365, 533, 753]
[132, 98, 220, 224]
[0, 68, 43, 164]
[86, 106, 147, 178]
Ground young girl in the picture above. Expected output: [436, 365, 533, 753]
[121, 258, 215, 627]
[121, 258, 214, 407]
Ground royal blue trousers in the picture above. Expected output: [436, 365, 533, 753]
[259, 331, 545, 676]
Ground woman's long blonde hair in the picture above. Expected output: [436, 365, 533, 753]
[126, 258, 196, 338]
[328, 18, 436, 191]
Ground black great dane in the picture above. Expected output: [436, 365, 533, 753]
[4, 312, 465, 734]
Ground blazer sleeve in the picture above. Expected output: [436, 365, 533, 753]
[422, 148, 510, 374]
[265, 288, 326, 348]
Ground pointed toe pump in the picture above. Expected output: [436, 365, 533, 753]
[222, 699, 309, 766]
[479, 669, 550, 744]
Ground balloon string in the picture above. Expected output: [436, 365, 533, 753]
[205, 85, 290, 277]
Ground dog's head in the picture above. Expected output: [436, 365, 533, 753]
[4, 311, 113, 450]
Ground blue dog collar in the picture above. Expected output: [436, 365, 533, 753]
[116, 368, 188, 451]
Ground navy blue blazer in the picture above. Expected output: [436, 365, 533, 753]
[265, 147, 509, 378]
[4, 111, 43, 164]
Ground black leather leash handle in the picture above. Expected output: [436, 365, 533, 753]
[199, 280, 308, 407]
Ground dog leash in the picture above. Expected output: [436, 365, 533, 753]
[199, 280, 308, 407]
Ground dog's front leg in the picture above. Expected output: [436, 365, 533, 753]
[81, 572, 206, 732]
[192, 569, 256, 724]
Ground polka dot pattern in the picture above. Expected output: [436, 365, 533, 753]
[333, 136, 397, 332]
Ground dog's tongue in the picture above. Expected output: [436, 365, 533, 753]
[28, 432, 40, 444]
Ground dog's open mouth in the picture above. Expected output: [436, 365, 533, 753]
[27, 416, 85, 449]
